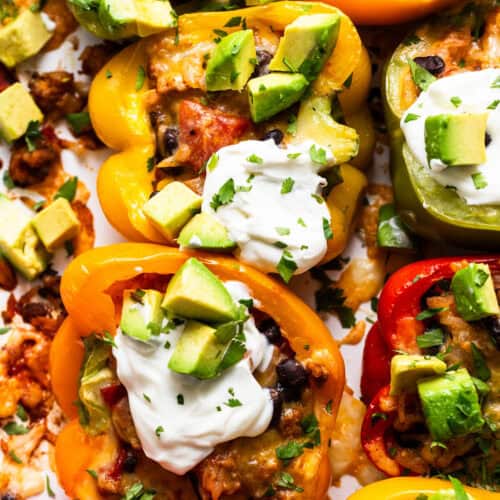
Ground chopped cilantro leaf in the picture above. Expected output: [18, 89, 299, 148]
[408, 58, 436, 91]
[210, 178, 236, 211]
[416, 328, 444, 349]
[277, 251, 297, 283]
[281, 177, 294, 194]
[322, 217, 333, 240]
[55, 176, 78, 202]
[309, 144, 328, 166]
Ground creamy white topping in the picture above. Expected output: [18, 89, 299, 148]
[401, 69, 500, 205]
[201, 139, 331, 275]
[113, 281, 274, 475]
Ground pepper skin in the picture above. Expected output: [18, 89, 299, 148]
[89, 2, 373, 262]
[322, 0, 459, 25]
[50, 243, 345, 499]
[383, 0, 500, 248]
[348, 477, 498, 499]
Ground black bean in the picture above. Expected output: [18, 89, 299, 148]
[262, 129, 284, 145]
[481, 315, 500, 349]
[419, 278, 451, 311]
[258, 318, 282, 345]
[413, 56, 445, 76]
[485, 132, 492, 147]
[2, 495, 16, 500]
[269, 388, 283, 425]
[276, 359, 308, 390]
[252, 50, 273, 78]
[163, 127, 179, 156]
[122, 449, 138, 473]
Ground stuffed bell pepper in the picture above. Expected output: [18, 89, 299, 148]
[349, 477, 498, 500]
[50, 243, 344, 499]
[89, 2, 374, 282]
[384, 0, 500, 248]
[360, 256, 500, 490]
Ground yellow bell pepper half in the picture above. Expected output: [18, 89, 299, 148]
[348, 477, 498, 500]
[90, 2, 373, 263]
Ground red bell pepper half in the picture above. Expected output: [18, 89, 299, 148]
[360, 255, 500, 476]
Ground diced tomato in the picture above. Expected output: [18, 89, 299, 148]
[178, 100, 251, 170]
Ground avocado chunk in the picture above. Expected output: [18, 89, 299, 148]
[390, 354, 447, 396]
[451, 263, 499, 321]
[78, 335, 115, 435]
[294, 96, 359, 165]
[67, 0, 177, 40]
[0, 195, 47, 280]
[206, 30, 257, 91]
[417, 368, 485, 442]
[177, 213, 236, 251]
[247, 73, 308, 123]
[425, 113, 487, 167]
[143, 182, 202, 241]
[0, 84, 44, 143]
[168, 320, 227, 379]
[0, 10, 52, 68]
[120, 289, 164, 342]
[31, 198, 80, 252]
[269, 14, 340, 82]
[162, 257, 238, 323]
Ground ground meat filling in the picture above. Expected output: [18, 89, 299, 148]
[29, 71, 85, 120]
[79, 276, 321, 499]
[389, 279, 500, 488]
[143, 26, 293, 195]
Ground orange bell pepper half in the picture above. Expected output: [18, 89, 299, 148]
[50, 243, 345, 499]
[323, 0, 460, 25]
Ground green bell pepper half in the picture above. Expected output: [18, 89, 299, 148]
[383, 0, 500, 249]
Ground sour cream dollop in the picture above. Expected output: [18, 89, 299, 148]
[201, 139, 332, 275]
[113, 281, 274, 475]
[401, 69, 500, 205]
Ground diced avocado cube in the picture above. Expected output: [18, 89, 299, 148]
[143, 182, 202, 241]
[417, 368, 485, 442]
[98, 0, 137, 30]
[177, 213, 236, 251]
[0, 83, 44, 142]
[0, 195, 47, 280]
[425, 113, 488, 167]
[269, 14, 340, 82]
[206, 30, 257, 91]
[69, 0, 176, 40]
[0, 10, 52, 68]
[120, 289, 164, 342]
[294, 96, 359, 165]
[162, 257, 238, 323]
[247, 73, 308, 123]
[390, 354, 446, 396]
[451, 263, 499, 321]
[168, 320, 227, 379]
[31, 198, 80, 252]
[135, 0, 178, 37]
